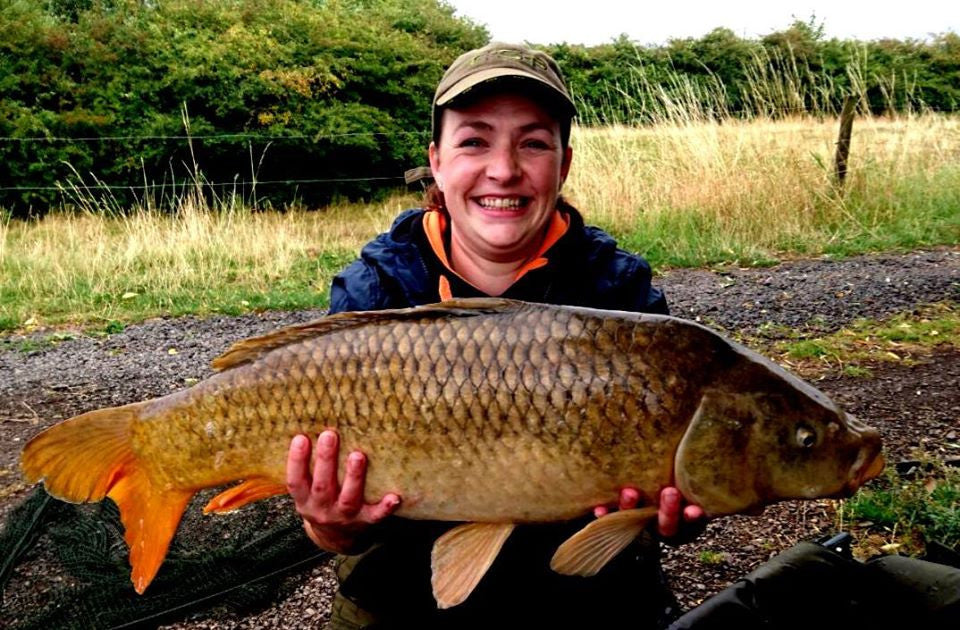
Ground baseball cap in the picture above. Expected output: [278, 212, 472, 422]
[431, 42, 576, 144]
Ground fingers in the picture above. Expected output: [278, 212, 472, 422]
[657, 487, 682, 538]
[311, 430, 341, 501]
[618, 487, 640, 510]
[362, 493, 402, 522]
[593, 487, 639, 519]
[337, 451, 367, 516]
[594, 486, 706, 544]
[286, 434, 312, 504]
[684, 504, 706, 523]
[285, 429, 398, 525]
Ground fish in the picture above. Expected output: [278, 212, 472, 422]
[20, 297, 884, 608]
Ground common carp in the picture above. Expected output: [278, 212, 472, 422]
[21, 298, 884, 608]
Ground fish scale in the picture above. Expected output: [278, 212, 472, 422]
[21, 298, 883, 603]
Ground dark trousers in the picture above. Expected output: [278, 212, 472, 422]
[669, 541, 960, 630]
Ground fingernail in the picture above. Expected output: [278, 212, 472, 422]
[319, 431, 336, 448]
[348, 452, 364, 466]
[291, 435, 307, 451]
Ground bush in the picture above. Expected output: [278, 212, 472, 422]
[0, 0, 488, 215]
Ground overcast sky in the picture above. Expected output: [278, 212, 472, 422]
[446, 0, 958, 46]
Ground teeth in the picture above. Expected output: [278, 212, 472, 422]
[477, 197, 524, 209]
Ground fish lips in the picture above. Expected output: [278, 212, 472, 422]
[843, 451, 885, 496]
[854, 451, 885, 487]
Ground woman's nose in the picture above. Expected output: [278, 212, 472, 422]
[485, 145, 521, 182]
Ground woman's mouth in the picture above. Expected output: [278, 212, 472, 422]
[474, 196, 529, 210]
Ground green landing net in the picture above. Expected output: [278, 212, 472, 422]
[0, 486, 330, 629]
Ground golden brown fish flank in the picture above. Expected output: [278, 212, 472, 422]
[137, 304, 710, 511]
[20, 298, 883, 605]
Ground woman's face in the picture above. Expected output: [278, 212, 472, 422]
[429, 92, 573, 264]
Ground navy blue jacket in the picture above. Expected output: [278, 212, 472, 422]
[329, 205, 667, 315]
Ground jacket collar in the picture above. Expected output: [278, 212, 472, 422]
[421, 207, 570, 299]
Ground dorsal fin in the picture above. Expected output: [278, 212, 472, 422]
[211, 297, 523, 371]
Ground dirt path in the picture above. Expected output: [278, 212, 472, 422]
[1, 248, 958, 627]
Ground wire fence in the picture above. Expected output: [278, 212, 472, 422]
[0, 130, 432, 143]
[1, 103, 951, 195]
[0, 176, 406, 192]
[0, 130, 430, 194]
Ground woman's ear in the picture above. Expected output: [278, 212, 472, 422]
[429, 141, 443, 189]
[560, 145, 573, 190]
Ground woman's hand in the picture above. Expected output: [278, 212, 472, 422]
[286, 429, 400, 554]
[593, 486, 706, 543]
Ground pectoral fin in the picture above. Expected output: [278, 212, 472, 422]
[431, 522, 515, 609]
[203, 478, 287, 514]
[550, 507, 658, 576]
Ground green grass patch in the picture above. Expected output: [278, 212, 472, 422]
[0, 332, 76, 353]
[697, 550, 729, 565]
[771, 302, 960, 375]
[0, 218, 356, 332]
[841, 461, 960, 556]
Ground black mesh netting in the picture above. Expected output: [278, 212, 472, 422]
[0, 486, 330, 629]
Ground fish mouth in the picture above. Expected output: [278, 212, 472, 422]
[842, 413, 884, 494]
[846, 449, 885, 494]
[858, 452, 885, 484]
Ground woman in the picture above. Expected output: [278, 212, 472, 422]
[286, 43, 704, 628]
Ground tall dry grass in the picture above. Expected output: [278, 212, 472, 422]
[1, 194, 415, 328]
[566, 113, 960, 265]
[3, 111, 958, 330]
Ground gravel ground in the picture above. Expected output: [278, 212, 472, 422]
[1, 247, 958, 628]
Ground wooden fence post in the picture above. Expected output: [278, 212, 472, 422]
[834, 95, 858, 189]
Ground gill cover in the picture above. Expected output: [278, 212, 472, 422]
[674, 389, 766, 516]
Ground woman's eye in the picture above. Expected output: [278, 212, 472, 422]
[523, 139, 550, 150]
[457, 138, 484, 148]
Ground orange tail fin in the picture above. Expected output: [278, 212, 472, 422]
[20, 403, 193, 594]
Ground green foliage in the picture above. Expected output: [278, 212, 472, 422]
[3, 5, 960, 216]
[102, 319, 124, 334]
[0, 0, 488, 215]
[844, 463, 960, 553]
[546, 21, 960, 124]
[770, 302, 960, 375]
[697, 549, 728, 565]
[785, 339, 830, 359]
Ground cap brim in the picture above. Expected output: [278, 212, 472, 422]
[435, 68, 574, 113]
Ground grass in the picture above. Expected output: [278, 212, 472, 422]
[0, 331, 76, 353]
[566, 115, 960, 268]
[0, 194, 416, 331]
[759, 301, 960, 378]
[839, 460, 960, 557]
[697, 550, 729, 565]
[1, 112, 959, 332]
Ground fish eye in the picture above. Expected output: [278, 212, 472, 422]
[796, 426, 817, 448]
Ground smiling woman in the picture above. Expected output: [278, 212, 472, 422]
[428, 93, 572, 294]
[284, 42, 705, 629]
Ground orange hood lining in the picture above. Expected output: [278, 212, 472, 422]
[423, 208, 570, 300]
